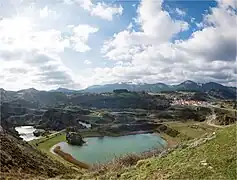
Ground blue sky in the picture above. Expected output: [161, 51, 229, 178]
[0, 0, 236, 90]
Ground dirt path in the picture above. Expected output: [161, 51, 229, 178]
[206, 112, 232, 128]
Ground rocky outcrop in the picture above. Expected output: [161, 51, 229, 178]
[66, 132, 85, 146]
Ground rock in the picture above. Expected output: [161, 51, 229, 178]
[200, 159, 208, 166]
[208, 166, 213, 170]
[33, 129, 46, 137]
[66, 132, 85, 146]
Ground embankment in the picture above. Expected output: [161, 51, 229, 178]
[53, 146, 90, 169]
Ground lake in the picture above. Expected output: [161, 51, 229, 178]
[55, 133, 166, 164]
[15, 126, 41, 141]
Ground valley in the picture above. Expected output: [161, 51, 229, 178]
[0, 82, 236, 179]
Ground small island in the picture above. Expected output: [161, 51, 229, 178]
[66, 131, 85, 146]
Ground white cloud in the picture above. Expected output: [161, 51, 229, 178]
[90, 2, 123, 21]
[69, 24, 98, 52]
[137, 0, 188, 38]
[96, 0, 236, 86]
[101, 0, 189, 62]
[196, 22, 204, 29]
[175, 8, 186, 16]
[67, 0, 123, 21]
[0, 16, 96, 89]
[191, 17, 195, 23]
[39, 6, 58, 19]
[127, 22, 133, 30]
[0, 17, 97, 54]
[0, 0, 236, 90]
[84, 60, 92, 65]
[178, 1, 236, 62]
[0, 17, 69, 53]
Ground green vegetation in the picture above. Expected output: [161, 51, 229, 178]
[30, 133, 66, 157]
[39, 133, 65, 151]
[165, 121, 216, 141]
[157, 121, 216, 147]
[83, 125, 236, 179]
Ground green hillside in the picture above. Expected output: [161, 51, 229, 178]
[81, 125, 236, 180]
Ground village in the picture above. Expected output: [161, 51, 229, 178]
[171, 99, 209, 107]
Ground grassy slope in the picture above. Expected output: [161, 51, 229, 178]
[159, 121, 217, 147]
[166, 121, 217, 140]
[85, 125, 236, 180]
[29, 133, 75, 167]
[36, 133, 66, 153]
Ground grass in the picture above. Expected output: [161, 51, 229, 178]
[84, 125, 236, 180]
[30, 121, 234, 180]
[30, 132, 89, 169]
[27, 121, 236, 179]
[29, 132, 69, 166]
[37, 133, 66, 152]
[164, 121, 217, 142]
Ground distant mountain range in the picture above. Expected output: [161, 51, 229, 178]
[50, 87, 77, 93]
[80, 80, 236, 94]
[1, 81, 236, 104]
[47, 80, 237, 99]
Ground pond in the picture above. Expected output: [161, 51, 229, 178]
[55, 133, 166, 164]
[78, 121, 91, 128]
[15, 126, 41, 141]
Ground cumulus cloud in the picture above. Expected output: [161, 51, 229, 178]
[65, 0, 123, 21]
[0, 0, 236, 90]
[84, 60, 92, 65]
[69, 24, 98, 52]
[0, 16, 75, 89]
[98, 0, 236, 86]
[0, 17, 70, 53]
[90, 2, 123, 21]
[177, 0, 236, 62]
[137, 0, 189, 38]
[0, 51, 76, 90]
[175, 8, 186, 16]
[0, 15, 98, 89]
[101, 0, 189, 62]
[39, 6, 58, 19]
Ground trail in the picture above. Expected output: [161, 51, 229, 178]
[206, 113, 224, 128]
[206, 109, 232, 128]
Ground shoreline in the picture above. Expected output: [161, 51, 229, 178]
[53, 146, 90, 169]
[48, 131, 170, 168]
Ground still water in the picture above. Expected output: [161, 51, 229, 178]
[56, 133, 166, 164]
[15, 126, 40, 141]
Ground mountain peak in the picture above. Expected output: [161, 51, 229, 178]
[50, 87, 76, 93]
[18, 88, 38, 93]
[182, 80, 197, 85]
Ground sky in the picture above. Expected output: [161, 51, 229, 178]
[0, 0, 236, 90]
